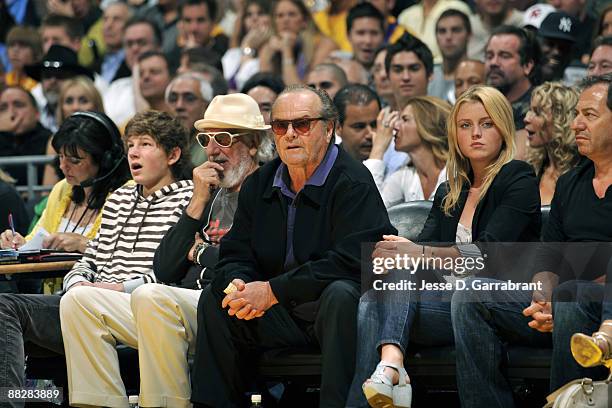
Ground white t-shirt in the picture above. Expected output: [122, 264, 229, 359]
[364, 161, 447, 208]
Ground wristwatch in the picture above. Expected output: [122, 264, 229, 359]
[242, 46, 256, 58]
[194, 241, 211, 266]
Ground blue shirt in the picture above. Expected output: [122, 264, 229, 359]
[273, 144, 339, 271]
[101, 50, 126, 84]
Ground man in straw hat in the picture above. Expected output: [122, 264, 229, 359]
[59, 94, 273, 408]
[191, 85, 395, 408]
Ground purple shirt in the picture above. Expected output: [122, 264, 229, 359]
[273, 144, 339, 270]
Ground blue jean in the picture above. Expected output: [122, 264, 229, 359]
[346, 272, 454, 407]
[451, 277, 551, 408]
[551, 280, 609, 390]
[0, 294, 63, 408]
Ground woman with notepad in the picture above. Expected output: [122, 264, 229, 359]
[0, 112, 130, 253]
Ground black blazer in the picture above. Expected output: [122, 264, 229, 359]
[211, 148, 396, 308]
[417, 160, 541, 280]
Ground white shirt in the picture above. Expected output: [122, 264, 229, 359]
[103, 76, 135, 127]
[364, 161, 447, 208]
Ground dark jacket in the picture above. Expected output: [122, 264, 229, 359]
[153, 188, 221, 289]
[417, 160, 541, 280]
[0, 123, 51, 186]
[211, 148, 396, 308]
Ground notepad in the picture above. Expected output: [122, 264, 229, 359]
[18, 228, 50, 251]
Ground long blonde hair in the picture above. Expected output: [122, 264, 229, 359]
[404, 96, 451, 166]
[442, 85, 516, 215]
[55, 76, 105, 126]
[526, 82, 579, 176]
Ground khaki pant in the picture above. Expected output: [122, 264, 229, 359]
[60, 284, 201, 408]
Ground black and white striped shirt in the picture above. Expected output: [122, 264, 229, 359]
[63, 180, 194, 292]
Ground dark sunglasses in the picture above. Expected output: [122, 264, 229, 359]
[270, 117, 325, 136]
[196, 131, 248, 148]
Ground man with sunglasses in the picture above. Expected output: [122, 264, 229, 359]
[192, 85, 395, 408]
[107, 93, 272, 407]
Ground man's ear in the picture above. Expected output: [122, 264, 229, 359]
[167, 146, 181, 166]
[326, 121, 335, 144]
[249, 145, 258, 157]
[523, 60, 535, 78]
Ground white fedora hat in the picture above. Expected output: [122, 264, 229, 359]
[194, 93, 271, 131]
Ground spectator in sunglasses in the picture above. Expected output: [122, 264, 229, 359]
[192, 85, 394, 407]
[305, 62, 348, 99]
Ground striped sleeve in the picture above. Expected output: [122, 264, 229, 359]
[63, 181, 194, 291]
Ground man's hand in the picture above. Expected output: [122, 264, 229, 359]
[0, 110, 24, 133]
[43, 233, 88, 253]
[523, 300, 553, 332]
[69, 281, 124, 292]
[47, 0, 74, 16]
[92, 282, 125, 292]
[222, 279, 278, 320]
[372, 235, 416, 260]
[188, 233, 204, 262]
[186, 161, 223, 219]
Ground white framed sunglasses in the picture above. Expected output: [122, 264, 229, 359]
[195, 131, 249, 148]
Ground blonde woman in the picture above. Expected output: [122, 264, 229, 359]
[348, 85, 541, 408]
[524, 82, 580, 205]
[43, 76, 105, 186]
[366, 96, 450, 208]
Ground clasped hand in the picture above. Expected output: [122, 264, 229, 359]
[523, 300, 553, 332]
[221, 279, 278, 320]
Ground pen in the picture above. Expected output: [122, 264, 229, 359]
[8, 213, 16, 249]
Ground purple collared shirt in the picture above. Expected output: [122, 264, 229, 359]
[273, 145, 339, 270]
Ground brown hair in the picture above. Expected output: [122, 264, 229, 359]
[124, 110, 192, 180]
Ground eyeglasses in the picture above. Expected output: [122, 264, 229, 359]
[196, 131, 248, 148]
[270, 117, 325, 136]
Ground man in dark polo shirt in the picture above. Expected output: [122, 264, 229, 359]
[191, 85, 395, 408]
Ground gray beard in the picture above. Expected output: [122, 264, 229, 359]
[219, 159, 254, 190]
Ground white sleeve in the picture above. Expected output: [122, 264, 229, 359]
[380, 169, 406, 209]
[363, 159, 386, 191]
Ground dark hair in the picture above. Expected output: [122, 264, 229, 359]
[488, 25, 542, 85]
[346, 2, 385, 34]
[124, 110, 191, 180]
[596, 4, 612, 38]
[241, 72, 285, 95]
[579, 73, 612, 110]
[179, 0, 217, 21]
[1, 86, 38, 109]
[385, 33, 434, 77]
[52, 113, 130, 209]
[42, 14, 84, 40]
[237, 0, 273, 43]
[125, 17, 163, 47]
[137, 50, 174, 75]
[181, 46, 223, 73]
[436, 9, 472, 35]
[592, 35, 612, 53]
[333, 84, 381, 125]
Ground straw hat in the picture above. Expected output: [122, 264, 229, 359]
[194, 93, 271, 131]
